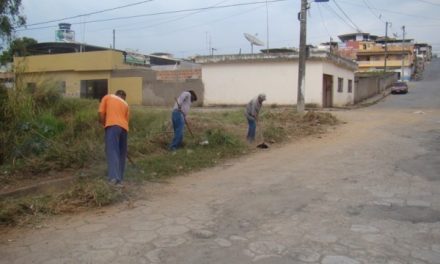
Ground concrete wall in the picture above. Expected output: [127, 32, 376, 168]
[323, 61, 356, 106]
[354, 72, 398, 103]
[202, 61, 296, 105]
[200, 59, 355, 107]
[109, 77, 143, 105]
[143, 79, 204, 107]
[111, 68, 204, 107]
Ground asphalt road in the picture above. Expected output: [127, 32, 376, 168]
[1, 60, 439, 264]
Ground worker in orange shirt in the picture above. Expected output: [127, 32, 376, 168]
[98, 90, 129, 186]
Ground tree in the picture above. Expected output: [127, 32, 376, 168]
[0, 0, 26, 43]
[0, 36, 36, 64]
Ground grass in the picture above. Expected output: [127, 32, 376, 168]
[0, 178, 124, 226]
[0, 83, 341, 227]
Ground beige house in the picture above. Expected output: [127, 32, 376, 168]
[194, 51, 357, 107]
[13, 42, 204, 106]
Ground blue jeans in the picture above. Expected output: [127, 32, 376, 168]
[105, 125, 128, 183]
[247, 117, 256, 143]
[170, 110, 185, 150]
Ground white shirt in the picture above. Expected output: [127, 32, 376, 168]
[173, 91, 192, 116]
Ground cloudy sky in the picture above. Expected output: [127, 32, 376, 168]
[16, 0, 440, 58]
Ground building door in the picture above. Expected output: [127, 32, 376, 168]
[323, 74, 333, 108]
[80, 79, 108, 100]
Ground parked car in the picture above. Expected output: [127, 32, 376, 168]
[391, 81, 409, 94]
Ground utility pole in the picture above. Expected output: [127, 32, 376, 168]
[383, 21, 390, 73]
[401, 26, 406, 81]
[296, 0, 328, 113]
[266, 0, 270, 50]
[113, 29, 115, 50]
[211, 48, 217, 56]
[296, 0, 308, 113]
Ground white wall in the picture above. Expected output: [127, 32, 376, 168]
[322, 62, 355, 106]
[201, 59, 354, 107]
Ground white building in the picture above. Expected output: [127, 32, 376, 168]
[194, 51, 357, 107]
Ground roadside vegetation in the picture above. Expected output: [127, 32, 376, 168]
[0, 81, 339, 227]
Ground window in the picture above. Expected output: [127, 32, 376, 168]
[80, 79, 108, 100]
[338, 78, 343, 93]
[58, 81, 66, 94]
[348, 79, 353, 93]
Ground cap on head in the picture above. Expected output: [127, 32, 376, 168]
[188, 90, 197, 102]
[258, 93, 266, 101]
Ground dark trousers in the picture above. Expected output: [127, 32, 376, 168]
[169, 110, 185, 150]
[105, 125, 127, 183]
[247, 117, 256, 143]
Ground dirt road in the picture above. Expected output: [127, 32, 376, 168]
[1, 61, 440, 263]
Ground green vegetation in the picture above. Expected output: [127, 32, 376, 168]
[0, 82, 340, 227]
[0, 37, 37, 64]
[0, 0, 26, 43]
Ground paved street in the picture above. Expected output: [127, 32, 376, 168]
[1, 59, 440, 264]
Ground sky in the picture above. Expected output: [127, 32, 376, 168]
[15, 0, 440, 58]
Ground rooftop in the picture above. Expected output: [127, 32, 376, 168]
[194, 51, 357, 70]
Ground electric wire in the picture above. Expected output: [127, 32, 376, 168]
[125, 4, 265, 39]
[17, 0, 288, 32]
[332, 0, 362, 32]
[414, 0, 440, 7]
[362, 0, 384, 22]
[338, 0, 440, 21]
[111, 0, 231, 33]
[23, 0, 154, 28]
[316, 4, 332, 39]
[322, 2, 359, 32]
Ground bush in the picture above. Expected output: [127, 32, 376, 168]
[0, 81, 103, 172]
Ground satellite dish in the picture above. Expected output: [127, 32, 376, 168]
[244, 33, 265, 54]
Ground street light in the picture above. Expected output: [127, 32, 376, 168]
[296, 0, 329, 113]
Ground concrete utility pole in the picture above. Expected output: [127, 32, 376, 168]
[296, 0, 308, 113]
[113, 29, 115, 50]
[266, 0, 270, 50]
[296, 0, 328, 113]
[401, 25, 406, 81]
[384, 21, 390, 73]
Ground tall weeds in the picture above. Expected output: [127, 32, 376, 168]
[0, 78, 102, 175]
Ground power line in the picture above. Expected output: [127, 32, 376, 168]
[125, 4, 265, 39]
[414, 0, 440, 7]
[338, 0, 440, 21]
[316, 4, 332, 39]
[362, 0, 384, 22]
[332, 0, 362, 32]
[111, 0, 231, 33]
[322, 2, 359, 32]
[406, 24, 440, 28]
[17, 0, 288, 32]
[23, 0, 154, 28]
